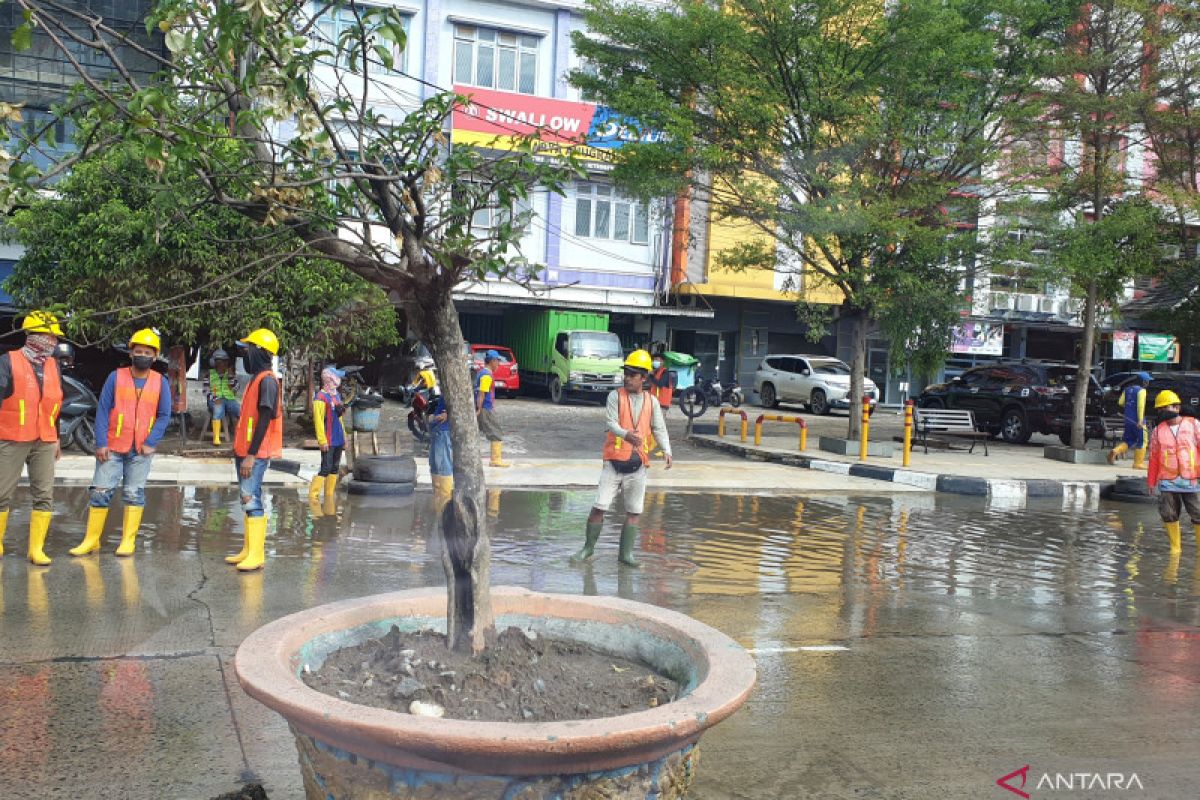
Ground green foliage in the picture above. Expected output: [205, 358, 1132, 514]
[4, 143, 398, 357]
[574, 0, 1072, 379]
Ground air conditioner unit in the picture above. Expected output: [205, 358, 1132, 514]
[1016, 295, 1037, 312]
[1057, 299, 1078, 317]
[990, 292, 1013, 310]
[1039, 297, 1056, 313]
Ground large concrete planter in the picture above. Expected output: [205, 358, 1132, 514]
[235, 586, 756, 799]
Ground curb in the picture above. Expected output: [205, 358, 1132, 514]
[690, 434, 1112, 508]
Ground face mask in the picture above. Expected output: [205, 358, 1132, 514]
[131, 355, 155, 371]
[1159, 409, 1180, 423]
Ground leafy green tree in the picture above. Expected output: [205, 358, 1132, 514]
[996, 0, 1161, 448]
[4, 142, 398, 359]
[4, 0, 575, 653]
[573, 0, 1069, 436]
[1138, 4, 1200, 356]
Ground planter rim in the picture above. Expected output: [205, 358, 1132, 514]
[235, 586, 756, 774]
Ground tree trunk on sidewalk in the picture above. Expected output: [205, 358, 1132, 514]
[407, 290, 493, 655]
[1070, 280, 1099, 451]
[846, 307, 868, 441]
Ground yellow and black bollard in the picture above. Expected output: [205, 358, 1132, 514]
[859, 395, 871, 462]
[903, 400, 914, 467]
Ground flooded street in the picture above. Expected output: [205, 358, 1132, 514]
[1, 486, 1199, 798]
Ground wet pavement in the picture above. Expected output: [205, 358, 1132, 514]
[1, 486, 1199, 798]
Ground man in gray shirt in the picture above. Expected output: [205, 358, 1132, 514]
[572, 349, 672, 567]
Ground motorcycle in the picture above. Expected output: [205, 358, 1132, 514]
[406, 383, 433, 443]
[679, 375, 743, 420]
[60, 372, 99, 454]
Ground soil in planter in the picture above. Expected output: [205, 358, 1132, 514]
[303, 625, 680, 723]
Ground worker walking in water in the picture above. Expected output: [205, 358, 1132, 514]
[1147, 389, 1200, 555]
[573, 349, 672, 568]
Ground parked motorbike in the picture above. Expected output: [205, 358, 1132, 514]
[56, 345, 99, 453]
[679, 375, 743, 420]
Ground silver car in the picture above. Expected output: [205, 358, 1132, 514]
[754, 354, 878, 414]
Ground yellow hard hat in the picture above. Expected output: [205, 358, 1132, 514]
[22, 310, 63, 337]
[623, 349, 653, 373]
[240, 328, 279, 355]
[418, 368, 437, 389]
[1155, 389, 1182, 408]
[128, 328, 161, 352]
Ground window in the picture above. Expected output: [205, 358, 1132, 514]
[574, 182, 650, 244]
[315, 4, 409, 73]
[451, 185, 531, 234]
[453, 25, 538, 94]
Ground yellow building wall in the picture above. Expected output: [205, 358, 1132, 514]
[687, 212, 845, 305]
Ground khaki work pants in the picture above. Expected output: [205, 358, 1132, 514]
[0, 440, 57, 512]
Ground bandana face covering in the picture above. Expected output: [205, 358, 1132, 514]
[22, 334, 57, 366]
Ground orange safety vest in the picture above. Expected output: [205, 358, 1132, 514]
[1148, 416, 1200, 487]
[0, 350, 62, 443]
[649, 366, 674, 409]
[602, 388, 654, 467]
[107, 368, 164, 452]
[234, 371, 284, 459]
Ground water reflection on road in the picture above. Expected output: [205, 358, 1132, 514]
[1, 485, 1199, 798]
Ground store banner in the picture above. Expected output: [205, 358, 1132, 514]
[451, 85, 661, 165]
[950, 322, 1004, 355]
[1137, 333, 1179, 363]
[1112, 331, 1136, 360]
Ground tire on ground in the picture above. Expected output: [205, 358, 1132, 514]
[346, 479, 416, 496]
[353, 454, 418, 484]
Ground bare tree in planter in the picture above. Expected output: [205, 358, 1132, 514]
[4, 0, 576, 653]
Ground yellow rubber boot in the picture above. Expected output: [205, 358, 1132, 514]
[323, 474, 338, 516]
[212, 419, 222, 446]
[1107, 443, 1127, 465]
[490, 441, 510, 468]
[432, 475, 454, 512]
[70, 507, 109, 556]
[1133, 447, 1147, 470]
[1165, 521, 1182, 554]
[237, 516, 268, 572]
[115, 505, 144, 556]
[0, 508, 8, 557]
[1165, 551, 1181, 584]
[225, 517, 251, 564]
[28, 509, 52, 566]
[307, 476, 323, 504]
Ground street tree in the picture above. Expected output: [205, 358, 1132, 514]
[997, 0, 1162, 449]
[573, 0, 1070, 436]
[4, 0, 575, 653]
[1137, 3, 1200, 353]
[5, 142, 399, 360]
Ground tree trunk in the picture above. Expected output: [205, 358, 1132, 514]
[1071, 280, 1099, 450]
[846, 307, 868, 440]
[408, 291, 493, 654]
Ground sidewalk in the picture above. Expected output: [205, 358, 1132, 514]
[690, 412, 1140, 507]
[42, 451, 928, 495]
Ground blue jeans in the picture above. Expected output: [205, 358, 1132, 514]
[236, 456, 271, 517]
[208, 397, 241, 422]
[429, 427, 453, 477]
[90, 451, 155, 508]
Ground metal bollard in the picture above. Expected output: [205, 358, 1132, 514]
[903, 399, 914, 467]
[799, 421, 807, 451]
[859, 395, 870, 461]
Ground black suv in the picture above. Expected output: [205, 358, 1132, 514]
[917, 362, 1105, 444]
[1147, 373, 1200, 416]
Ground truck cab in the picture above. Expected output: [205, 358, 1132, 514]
[550, 329, 624, 404]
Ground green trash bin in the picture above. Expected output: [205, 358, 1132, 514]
[661, 351, 699, 391]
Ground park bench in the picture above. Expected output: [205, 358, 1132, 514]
[1101, 416, 1125, 449]
[914, 408, 990, 456]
